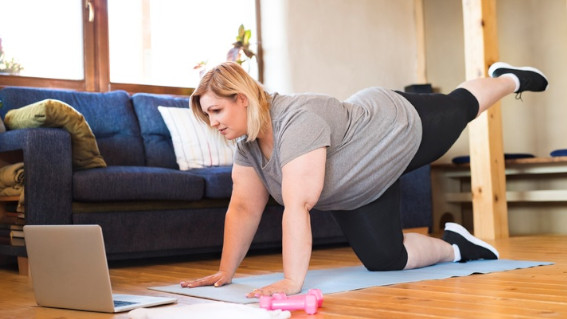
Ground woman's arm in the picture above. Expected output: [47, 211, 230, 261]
[247, 147, 326, 297]
[180, 163, 269, 288]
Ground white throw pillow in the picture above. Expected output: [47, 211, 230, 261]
[158, 106, 236, 170]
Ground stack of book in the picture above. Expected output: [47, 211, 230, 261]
[0, 196, 25, 247]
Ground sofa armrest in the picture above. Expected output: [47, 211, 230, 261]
[0, 128, 73, 224]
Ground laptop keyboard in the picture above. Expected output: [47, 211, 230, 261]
[114, 300, 138, 307]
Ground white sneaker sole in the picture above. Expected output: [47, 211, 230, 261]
[488, 62, 548, 81]
[445, 222, 500, 258]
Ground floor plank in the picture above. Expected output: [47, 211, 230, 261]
[1, 235, 566, 318]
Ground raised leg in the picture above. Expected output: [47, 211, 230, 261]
[458, 76, 515, 117]
[461, 62, 549, 117]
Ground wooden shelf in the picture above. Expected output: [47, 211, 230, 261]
[0, 244, 26, 257]
[0, 194, 26, 275]
[436, 156, 567, 178]
[0, 153, 26, 274]
[0, 196, 20, 202]
[446, 190, 567, 203]
[430, 156, 567, 234]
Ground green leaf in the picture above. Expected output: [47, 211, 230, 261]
[237, 24, 245, 41]
[243, 30, 251, 45]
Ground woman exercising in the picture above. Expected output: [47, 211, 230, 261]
[180, 61, 548, 297]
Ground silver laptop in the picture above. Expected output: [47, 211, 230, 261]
[24, 225, 177, 313]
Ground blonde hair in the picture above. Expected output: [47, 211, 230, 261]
[190, 62, 270, 142]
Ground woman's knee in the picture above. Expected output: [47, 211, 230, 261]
[447, 88, 479, 121]
[358, 246, 408, 271]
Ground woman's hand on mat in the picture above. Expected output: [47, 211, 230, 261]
[246, 278, 302, 298]
[180, 271, 232, 288]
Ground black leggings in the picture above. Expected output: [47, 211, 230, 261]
[331, 88, 479, 271]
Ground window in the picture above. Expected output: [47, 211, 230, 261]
[0, 0, 260, 93]
[0, 0, 83, 80]
[108, 0, 258, 88]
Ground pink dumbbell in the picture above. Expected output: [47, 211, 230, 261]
[259, 289, 323, 315]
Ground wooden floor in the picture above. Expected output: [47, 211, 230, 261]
[1, 235, 566, 318]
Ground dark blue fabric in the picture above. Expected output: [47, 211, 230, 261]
[452, 153, 535, 164]
[0, 87, 145, 166]
[73, 166, 204, 201]
[186, 166, 233, 198]
[73, 204, 344, 258]
[550, 149, 567, 157]
[131, 93, 190, 169]
[399, 165, 432, 229]
[0, 128, 73, 224]
[74, 207, 228, 255]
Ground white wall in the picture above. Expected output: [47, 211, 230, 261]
[423, 0, 567, 235]
[261, 0, 422, 99]
[423, 0, 567, 162]
[498, 0, 567, 157]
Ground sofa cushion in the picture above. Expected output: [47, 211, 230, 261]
[131, 93, 190, 169]
[4, 99, 107, 170]
[0, 87, 145, 166]
[186, 166, 233, 199]
[158, 106, 236, 170]
[73, 166, 205, 201]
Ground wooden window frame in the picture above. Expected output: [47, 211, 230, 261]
[0, 0, 262, 96]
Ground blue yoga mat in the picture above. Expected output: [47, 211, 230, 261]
[149, 259, 552, 304]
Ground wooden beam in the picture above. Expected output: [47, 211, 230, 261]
[462, 0, 509, 239]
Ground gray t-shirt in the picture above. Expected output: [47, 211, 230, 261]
[234, 87, 422, 211]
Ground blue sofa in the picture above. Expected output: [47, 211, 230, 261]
[0, 86, 432, 261]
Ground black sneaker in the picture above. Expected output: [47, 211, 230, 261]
[442, 223, 499, 262]
[488, 62, 548, 93]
